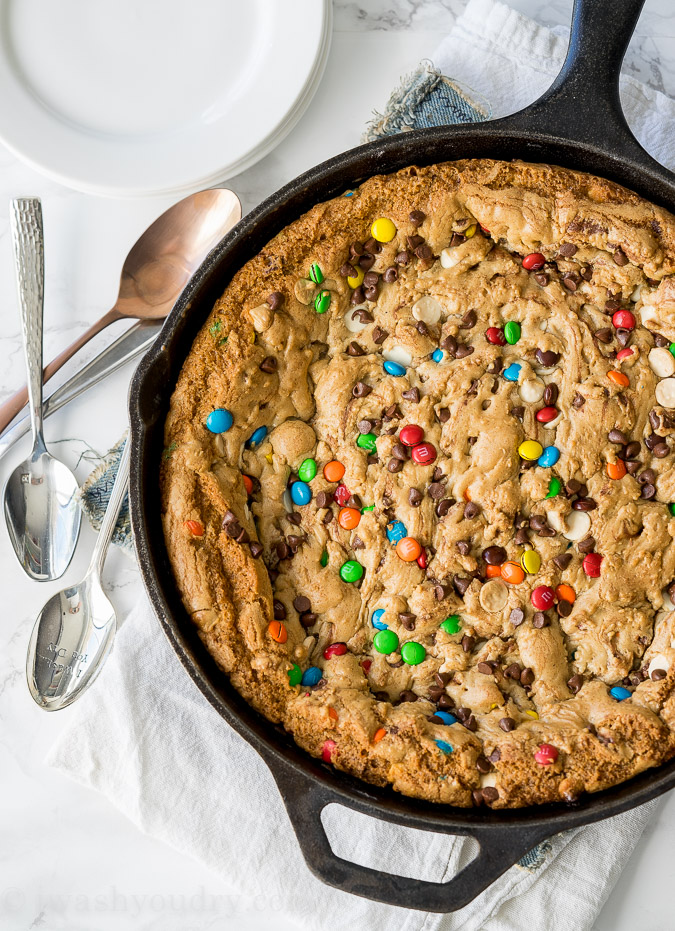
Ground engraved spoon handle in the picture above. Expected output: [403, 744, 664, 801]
[10, 198, 45, 449]
[88, 436, 131, 582]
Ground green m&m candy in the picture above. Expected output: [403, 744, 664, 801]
[314, 290, 331, 314]
[670, 503, 675, 516]
[401, 641, 426, 665]
[309, 263, 324, 284]
[546, 476, 562, 498]
[669, 342, 675, 359]
[320, 550, 328, 567]
[504, 321, 521, 344]
[298, 458, 317, 482]
[287, 664, 302, 687]
[374, 629, 399, 654]
[440, 616, 461, 635]
[340, 559, 364, 583]
[356, 433, 377, 452]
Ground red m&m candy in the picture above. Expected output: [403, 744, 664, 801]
[612, 310, 635, 330]
[583, 553, 603, 577]
[534, 743, 558, 765]
[486, 326, 506, 346]
[523, 252, 546, 270]
[323, 642, 348, 659]
[334, 483, 351, 506]
[535, 406, 558, 423]
[417, 547, 428, 569]
[616, 347, 634, 361]
[400, 424, 424, 447]
[411, 442, 437, 465]
[531, 585, 555, 610]
[322, 739, 336, 762]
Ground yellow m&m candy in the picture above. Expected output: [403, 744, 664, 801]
[371, 217, 397, 243]
[520, 550, 541, 574]
[347, 266, 365, 288]
[518, 440, 543, 461]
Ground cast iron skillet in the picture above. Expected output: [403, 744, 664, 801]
[129, 0, 675, 913]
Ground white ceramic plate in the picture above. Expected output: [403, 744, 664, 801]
[0, 0, 331, 196]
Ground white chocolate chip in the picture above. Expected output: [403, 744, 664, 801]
[649, 347, 675, 379]
[519, 377, 545, 403]
[562, 509, 592, 541]
[249, 303, 272, 333]
[479, 579, 508, 613]
[294, 277, 316, 305]
[640, 303, 659, 327]
[440, 247, 461, 269]
[631, 284, 642, 302]
[412, 296, 442, 325]
[656, 377, 675, 408]
[384, 346, 413, 367]
[648, 655, 670, 677]
[343, 305, 369, 333]
[663, 588, 675, 611]
[282, 489, 293, 513]
[547, 511, 563, 533]
[480, 772, 497, 788]
[544, 412, 563, 428]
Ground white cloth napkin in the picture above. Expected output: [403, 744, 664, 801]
[49, 2, 675, 928]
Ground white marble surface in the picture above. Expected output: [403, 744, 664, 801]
[1, 1, 675, 929]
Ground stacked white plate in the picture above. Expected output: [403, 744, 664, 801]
[0, 0, 332, 196]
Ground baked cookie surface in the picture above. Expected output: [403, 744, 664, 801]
[161, 159, 675, 807]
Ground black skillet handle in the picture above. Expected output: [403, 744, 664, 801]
[265, 755, 552, 913]
[507, 0, 651, 160]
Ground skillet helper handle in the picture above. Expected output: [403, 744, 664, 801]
[512, 0, 646, 151]
[268, 760, 551, 913]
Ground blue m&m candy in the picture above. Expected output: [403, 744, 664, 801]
[503, 363, 521, 382]
[435, 740, 453, 755]
[610, 686, 631, 701]
[290, 481, 311, 506]
[432, 349, 444, 363]
[206, 408, 233, 433]
[384, 360, 406, 377]
[371, 609, 388, 630]
[301, 666, 323, 687]
[433, 711, 457, 725]
[386, 520, 407, 544]
[537, 445, 560, 468]
[247, 426, 268, 448]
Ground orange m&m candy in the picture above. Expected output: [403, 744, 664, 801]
[268, 620, 288, 643]
[501, 561, 525, 584]
[486, 565, 502, 578]
[242, 474, 254, 495]
[607, 460, 626, 480]
[184, 519, 204, 537]
[323, 460, 345, 482]
[396, 537, 422, 562]
[607, 370, 629, 387]
[338, 507, 361, 530]
[556, 584, 576, 604]
[373, 727, 387, 743]
[328, 707, 339, 722]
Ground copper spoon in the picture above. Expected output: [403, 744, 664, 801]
[0, 187, 241, 434]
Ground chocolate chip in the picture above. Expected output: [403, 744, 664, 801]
[653, 442, 670, 458]
[364, 237, 382, 255]
[357, 419, 373, 434]
[449, 232, 466, 248]
[608, 428, 627, 445]
[557, 599, 573, 618]
[534, 272, 550, 286]
[440, 334, 458, 355]
[505, 663, 522, 679]
[553, 553, 573, 570]
[248, 541, 263, 559]
[594, 327, 613, 344]
[437, 407, 451, 423]
[415, 243, 433, 261]
[456, 540, 471, 556]
[536, 349, 560, 366]
[514, 528, 529, 546]
[532, 612, 548, 628]
[407, 234, 424, 250]
[347, 341, 365, 357]
[511, 406, 525, 420]
[293, 595, 311, 613]
[567, 674, 584, 693]
[286, 512, 302, 526]
[477, 662, 494, 675]
[638, 468, 656, 485]
[436, 498, 453, 517]
[460, 631, 474, 650]
[499, 717, 516, 732]
[350, 286, 366, 306]
[558, 242, 577, 257]
[428, 482, 445, 500]
[616, 328, 631, 348]
[641, 483, 657, 499]
[392, 443, 408, 461]
[409, 209, 425, 226]
[395, 250, 410, 266]
[476, 754, 492, 774]
[529, 515, 546, 532]
[625, 460, 642, 474]
[259, 356, 278, 374]
[273, 599, 287, 620]
[613, 248, 629, 266]
[399, 613, 416, 631]
[275, 541, 291, 560]
[623, 440, 641, 459]
[387, 457, 403, 473]
[267, 291, 284, 311]
[358, 253, 375, 271]
[364, 284, 379, 301]
[509, 608, 525, 627]
[362, 271, 379, 288]
[347, 494, 362, 509]
[455, 344, 474, 359]
[402, 387, 420, 403]
[349, 241, 365, 258]
[340, 262, 357, 278]
[315, 491, 334, 509]
[408, 488, 423, 507]
[464, 502, 480, 519]
[577, 536, 595, 554]
[434, 583, 450, 600]
[572, 393, 585, 409]
[299, 612, 317, 628]
[416, 320, 430, 337]
[225, 520, 243, 539]
[352, 308, 374, 324]
[654, 332, 670, 348]
[652, 668, 668, 681]
[381, 265, 398, 284]
[352, 381, 372, 398]
[562, 273, 579, 291]
[482, 786, 499, 803]
[520, 667, 535, 686]
[460, 309, 477, 329]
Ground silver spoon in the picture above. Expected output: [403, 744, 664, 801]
[27, 435, 130, 710]
[4, 198, 82, 581]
